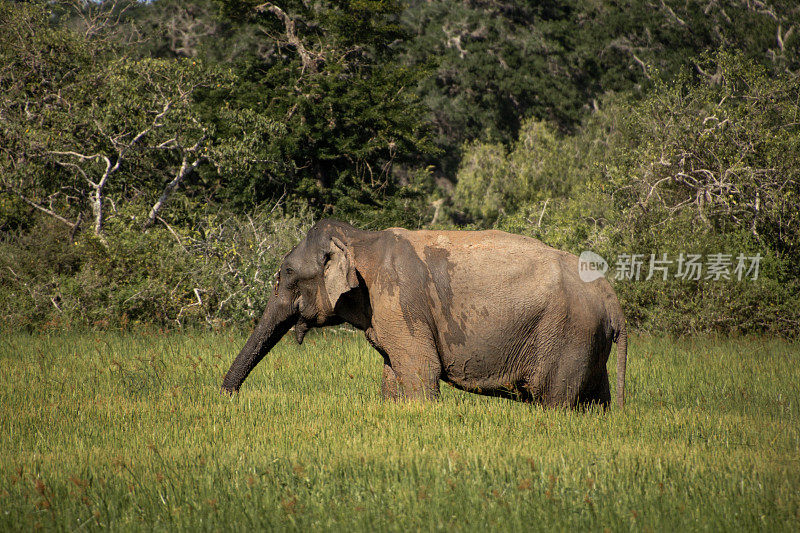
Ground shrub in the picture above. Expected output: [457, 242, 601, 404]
[454, 120, 581, 223]
[0, 204, 314, 330]
[474, 52, 800, 336]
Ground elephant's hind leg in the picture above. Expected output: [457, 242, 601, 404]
[524, 341, 604, 409]
[576, 366, 611, 409]
[575, 335, 613, 409]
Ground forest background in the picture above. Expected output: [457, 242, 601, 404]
[1, 0, 799, 336]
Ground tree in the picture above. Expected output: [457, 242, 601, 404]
[467, 51, 800, 335]
[608, 52, 800, 259]
[455, 120, 575, 222]
[0, 1, 280, 243]
[399, 0, 800, 180]
[209, 0, 437, 223]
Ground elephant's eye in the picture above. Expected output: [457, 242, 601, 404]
[285, 267, 294, 276]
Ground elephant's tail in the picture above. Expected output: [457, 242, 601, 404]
[615, 321, 627, 408]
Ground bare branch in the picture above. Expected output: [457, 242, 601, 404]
[255, 3, 319, 73]
[632, 54, 652, 80]
[777, 23, 794, 52]
[156, 216, 188, 252]
[48, 150, 103, 161]
[537, 198, 549, 227]
[4, 188, 77, 228]
[143, 154, 204, 229]
[122, 101, 172, 153]
[156, 137, 178, 149]
[69, 212, 84, 243]
[659, 0, 686, 26]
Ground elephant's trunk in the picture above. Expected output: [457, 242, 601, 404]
[221, 297, 295, 393]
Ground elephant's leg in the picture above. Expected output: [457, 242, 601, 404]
[370, 297, 441, 400]
[592, 369, 611, 407]
[365, 329, 403, 401]
[381, 363, 401, 400]
[382, 338, 441, 401]
[570, 365, 611, 409]
[367, 328, 440, 400]
[525, 339, 589, 409]
[382, 359, 437, 401]
[392, 360, 441, 400]
[575, 336, 613, 408]
[547, 347, 612, 409]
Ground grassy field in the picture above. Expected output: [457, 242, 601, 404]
[0, 330, 798, 531]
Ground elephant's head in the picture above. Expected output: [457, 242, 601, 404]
[221, 221, 361, 393]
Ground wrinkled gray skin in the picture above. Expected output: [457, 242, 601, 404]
[222, 219, 628, 408]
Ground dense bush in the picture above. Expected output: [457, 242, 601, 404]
[0, 205, 313, 330]
[402, 0, 799, 178]
[458, 52, 800, 336]
[0, 0, 435, 330]
[454, 119, 600, 223]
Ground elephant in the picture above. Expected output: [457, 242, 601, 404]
[221, 219, 628, 408]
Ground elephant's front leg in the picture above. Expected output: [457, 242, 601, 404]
[388, 355, 441, 401]
[367, 330, 404, 401]
[381, 360, 440, 401]
[381, 363, 400, 400]
[369, 309, 441, 400]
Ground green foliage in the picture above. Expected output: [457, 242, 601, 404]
[1, 331, 799, 529]
[615, 52, 800, 255]
[208, 0, 438, 217]
[0, 206, 313, 329]
[0, 0, 438, 331]
[455, 120, 579, 222]
[123, 0, 260, 62]
[0, 1, 283, 240]
[0, 0, 95, 216]
[1, 2, 799, 336]
[401, 0, 586, 174]
[480, 52, 800, 336]
[601, 53, 800, 335]
[0, 193, 28, 232]
[401, 0, 800, 178]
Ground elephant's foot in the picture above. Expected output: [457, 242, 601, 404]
[381, 364, 401, 400]
[381, 363, 440, 401]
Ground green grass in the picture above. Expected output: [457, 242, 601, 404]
[0, 330, 798, 531]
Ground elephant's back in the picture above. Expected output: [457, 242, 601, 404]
[387, 228, 567, 263]
[387, 227, 581, 336]
[402, 228, 611, 318]
[381, 228, 618, 392]
[387, 228, 615, 308]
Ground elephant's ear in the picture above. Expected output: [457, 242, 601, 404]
[324, 236, 359, 309]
